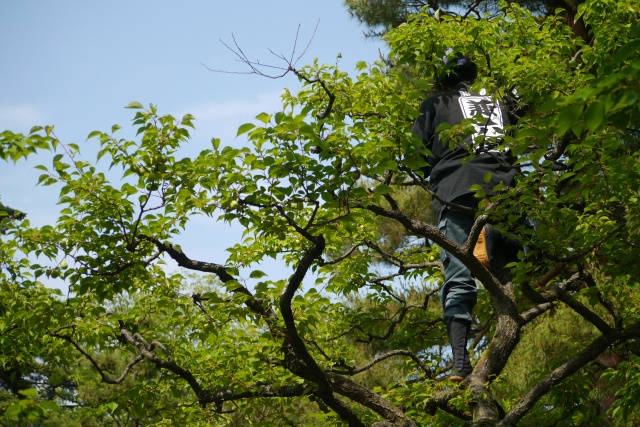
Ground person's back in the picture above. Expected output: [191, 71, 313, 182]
[412, 82, 516, 218]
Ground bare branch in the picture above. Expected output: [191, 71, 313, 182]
[364, 238, 441, 273]
[520, 302, 555, 323]
[50, 328, 144, 385]
[356, 305, 411, 342]
[205, 27, 336, 120]
[319, 245, 360, 266]
[327, 349, 431, 378]
[556, 289, 613, 335]
[204, 21, 318, 78]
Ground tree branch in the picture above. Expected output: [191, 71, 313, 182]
[203, 24, 335, 119]
[556, 289, 613, 335]
[118, 322, 203, 398]
[500, 322, 640, 425]
[327, 349, 431, 378]
[330, 376, 418, 427]
[200, 383, 309, 406]
[277, 236, 370, 426]
[50, 327, 144, 385]
[141, 234, 278, 324]
[364, 202, 521, 320]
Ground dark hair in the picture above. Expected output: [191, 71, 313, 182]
[439, 51, 478, 89]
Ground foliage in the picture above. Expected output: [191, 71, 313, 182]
[1, 0, 640, 425]
[344, 0, 580, 38]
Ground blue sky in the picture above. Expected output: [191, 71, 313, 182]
[0, 1, 385, 286]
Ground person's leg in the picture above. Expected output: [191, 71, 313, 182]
[447, 318, 472, 381]
[438, 208, 477, 325]
[438, 206, 476, 381]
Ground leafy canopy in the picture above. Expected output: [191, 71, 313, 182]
[1, 0, 640, 425]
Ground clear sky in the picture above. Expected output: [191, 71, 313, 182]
[0, 1, 385, 287]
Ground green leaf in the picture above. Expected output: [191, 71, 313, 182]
[125, 101, 144, 109]
[236, 123, 255, 137]
[614, 39, 640, 65]
[250, 270, 266, 279]
[584, 101, 605, 133]
[557, 104, 583, 136]
[355, 61, 368, 71]
[256, 112, 271, 124]
[39, 401, 61, 412]
[4, 403, 21, 417]
[86, 130, 102, 141]
[18, 388, 38, 397]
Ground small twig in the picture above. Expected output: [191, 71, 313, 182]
[327, 349, 431, 377]
[318, 245, 360, 266]
[202, 21, 318, 78]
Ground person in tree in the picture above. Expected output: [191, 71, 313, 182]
[411, 50, 517, 382]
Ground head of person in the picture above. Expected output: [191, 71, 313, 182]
[438, 49, 477, 90]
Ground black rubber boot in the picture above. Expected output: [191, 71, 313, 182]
[447, 319, 472, 382]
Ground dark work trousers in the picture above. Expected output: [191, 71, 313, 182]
[438, 196, 478, 324]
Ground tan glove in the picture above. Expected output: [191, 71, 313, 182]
[473, 226, 492, 269]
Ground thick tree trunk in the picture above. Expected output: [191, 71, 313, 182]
[466, 254, 523, 424]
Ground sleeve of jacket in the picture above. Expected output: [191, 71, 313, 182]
[410, 97, 436, 178]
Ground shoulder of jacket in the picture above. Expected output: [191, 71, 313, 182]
[420, 95, 439, 110]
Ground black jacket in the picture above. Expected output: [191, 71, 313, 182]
[411, 82, 516, 217]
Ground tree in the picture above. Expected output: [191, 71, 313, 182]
[344, 0, 589, 41]
[1, 0, 639, 425]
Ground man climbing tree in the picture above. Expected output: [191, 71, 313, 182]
[411, 50, 518, 381]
